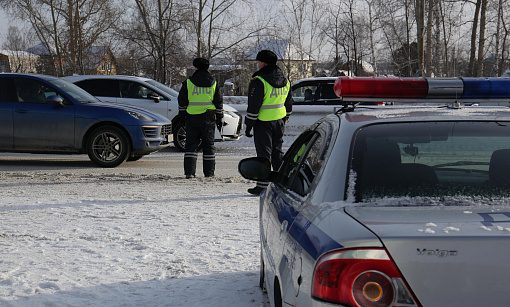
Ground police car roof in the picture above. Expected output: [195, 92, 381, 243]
[341, 105, 510, 124]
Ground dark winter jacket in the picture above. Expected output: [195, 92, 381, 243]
[178, 69, 223, 115]
[246, 64, 292, 128]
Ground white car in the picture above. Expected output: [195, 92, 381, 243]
[63, 75, 243, 151]
[240, 76, 510, 307]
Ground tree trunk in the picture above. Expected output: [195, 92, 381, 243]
[475, 0, 487, 76]
[468, 0, 481, 76]
[425, 0, 434, 77]
[416, 0, 425, 76]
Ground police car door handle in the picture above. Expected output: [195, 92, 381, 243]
[280, 220, 288, 237]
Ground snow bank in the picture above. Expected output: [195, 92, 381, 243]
[0, 153, 269, 306]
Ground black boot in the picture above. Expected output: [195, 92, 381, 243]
[248, 186, 264, 195]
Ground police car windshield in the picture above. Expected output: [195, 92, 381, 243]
[351, 121, 510, 205]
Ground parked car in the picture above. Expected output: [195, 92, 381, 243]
[63, 75, 243, 151]
[292, 76, 386, 106]
[0, 73, 172, 167]
[239, 76, 510, 307]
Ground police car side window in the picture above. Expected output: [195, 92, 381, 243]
[276, 128, 327, 196]
[276, 132, 315, 189]
[293, 133, 326, 195]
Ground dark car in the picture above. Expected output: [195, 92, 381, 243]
[292, 77, 386, 105]
[0, 73, 172, 167]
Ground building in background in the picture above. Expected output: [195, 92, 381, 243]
[0, 50, 39, 73]
[25, 44, 117, 75]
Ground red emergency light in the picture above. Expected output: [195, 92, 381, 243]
[334, 77, 428, 99]
[333, 76, 510, 103]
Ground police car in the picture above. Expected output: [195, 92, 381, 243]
[239, 76, 510, 307]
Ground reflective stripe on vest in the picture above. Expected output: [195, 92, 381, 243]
[186, 80, 217, 114]
[254, 76, 289, 121]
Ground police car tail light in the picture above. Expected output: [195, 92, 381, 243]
[312, 248, 419, 307]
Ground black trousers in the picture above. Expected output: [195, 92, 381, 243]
[253, 118, 285, 187]
[184, 113, 216, 177]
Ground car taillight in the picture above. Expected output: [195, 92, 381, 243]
[312, 248, 419, 307]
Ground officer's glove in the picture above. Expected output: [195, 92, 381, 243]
[216, 113, 224, 131]
[216, 119, 223, 131]
[245, 126, 253, 138]
[178, 111, 187, 127]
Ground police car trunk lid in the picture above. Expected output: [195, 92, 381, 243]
[345, 205, 510, 307]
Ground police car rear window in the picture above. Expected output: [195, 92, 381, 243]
[350, 121, 510, 204]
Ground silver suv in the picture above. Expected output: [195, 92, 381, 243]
[63, 75, 243, 151]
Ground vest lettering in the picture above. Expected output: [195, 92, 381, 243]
[270, 87, 288, 98]
[192, 87, 212, 95]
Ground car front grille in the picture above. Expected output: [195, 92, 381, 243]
[142, 124, 172, 139]
[160, 124, 172, 137]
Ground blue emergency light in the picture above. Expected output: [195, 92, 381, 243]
[334, 76, 510, 103]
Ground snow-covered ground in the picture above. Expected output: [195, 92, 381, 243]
[0, 105, 332, 307]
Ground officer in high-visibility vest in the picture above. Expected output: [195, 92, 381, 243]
[178, 57, 223, 178]
[245, 50, 292, 195]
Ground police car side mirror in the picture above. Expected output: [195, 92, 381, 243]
[238, 157, 276, 182]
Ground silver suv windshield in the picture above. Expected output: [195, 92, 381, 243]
[145, 80, 178, 97]
[351, 121, 510, 204]
[49, 79, 100, 103]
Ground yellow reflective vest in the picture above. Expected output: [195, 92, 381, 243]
[186, 79, 217, 115]
[254, 76, 289, 121]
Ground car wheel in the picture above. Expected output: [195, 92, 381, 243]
[127, 155, 144, 162]
[274, 278, 283, 307]
[87, 126, 130, 167]
[173, 121, 201, 152]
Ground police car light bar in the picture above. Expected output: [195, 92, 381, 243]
[334, 76, 510, 103]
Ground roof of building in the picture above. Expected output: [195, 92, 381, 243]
[0, 50, 39, 57]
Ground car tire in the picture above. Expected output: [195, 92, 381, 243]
[274, 278, 283, 307]
[87, 126, 131, 168]
[259, 249, 266, 292]
[173, 121, 201, 152]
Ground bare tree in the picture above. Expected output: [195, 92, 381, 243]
[415, 0, 425, 76]
[1, 0, 121, 76]
[186, 0, 268, 59]
[121, 0, 188, 83]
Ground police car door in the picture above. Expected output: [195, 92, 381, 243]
[265, 122, 330, 305]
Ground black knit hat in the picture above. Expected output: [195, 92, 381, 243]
[193, 57, 210, 70]
[256, 50, 278, 65]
